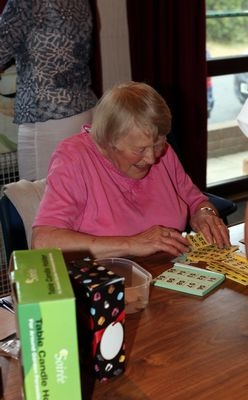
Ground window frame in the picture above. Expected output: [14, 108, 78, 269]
[206, 9, 248, 197]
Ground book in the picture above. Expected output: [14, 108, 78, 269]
[153, 263, 225, 297]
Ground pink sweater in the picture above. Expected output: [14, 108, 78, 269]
[33, 128, 207, 235]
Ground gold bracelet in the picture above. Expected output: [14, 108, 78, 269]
[199, 207, 217, 216]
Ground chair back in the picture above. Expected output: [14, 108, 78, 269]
[205, 192, 237, 225]
[0, 179, 46, 264]
[0, 195, 28, 263]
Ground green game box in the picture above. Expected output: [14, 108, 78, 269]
[10, 249, 82, 400]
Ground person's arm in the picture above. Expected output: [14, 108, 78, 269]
[189, 200, 231, 248]
[0, 0, 30, 66]
[163, 146, 230, 248]
[32, 224, 190, 259]
[245, 202, 248, 257]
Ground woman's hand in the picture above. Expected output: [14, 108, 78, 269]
[245, 203, 248, 257]
[127, 225, 190, 257]
[190, 208, 231, 248]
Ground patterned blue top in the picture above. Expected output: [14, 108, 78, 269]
[0, 0, 97, 124]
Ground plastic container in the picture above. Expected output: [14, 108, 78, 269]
[96, 258, 152, 314]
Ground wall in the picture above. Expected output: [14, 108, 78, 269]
[96, 0, 131, 91]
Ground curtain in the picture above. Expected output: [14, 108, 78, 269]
[0, 0, 7, 14]
[126, 0, 207, 190]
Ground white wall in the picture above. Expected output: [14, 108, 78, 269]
[96, 0, 131, 91]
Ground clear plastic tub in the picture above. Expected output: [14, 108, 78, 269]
[96, 258, 152, 314]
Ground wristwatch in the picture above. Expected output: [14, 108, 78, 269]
[199, 207, 217, 216]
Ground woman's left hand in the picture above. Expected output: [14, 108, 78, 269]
[190, 208, 231, 248]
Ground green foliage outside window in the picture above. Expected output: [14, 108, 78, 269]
[206, 0, 248, 43]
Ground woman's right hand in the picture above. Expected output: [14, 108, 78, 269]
[245, 203, 248, 257]
[127, 225, 190, 257]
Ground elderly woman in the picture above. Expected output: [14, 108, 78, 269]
[32, 81, 230, 258]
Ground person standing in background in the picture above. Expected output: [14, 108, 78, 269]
[237, 98, 248, 257]
[245, 204, 248, 257]
[0, 0, 98, 180]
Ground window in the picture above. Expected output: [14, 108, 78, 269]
[206, 2, 248, 198]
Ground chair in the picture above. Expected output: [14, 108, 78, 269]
[204, 192, 237, 225]
[0, 180, 238, 265]
[0, 179, 46, 264]
[0, 194, 28, 263]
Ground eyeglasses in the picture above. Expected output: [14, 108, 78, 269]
[131, 136, 167, 156]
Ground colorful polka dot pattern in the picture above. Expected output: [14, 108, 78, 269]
[67, 258, 125, 380]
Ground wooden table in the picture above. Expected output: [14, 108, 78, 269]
[1, 223, 247, 400]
